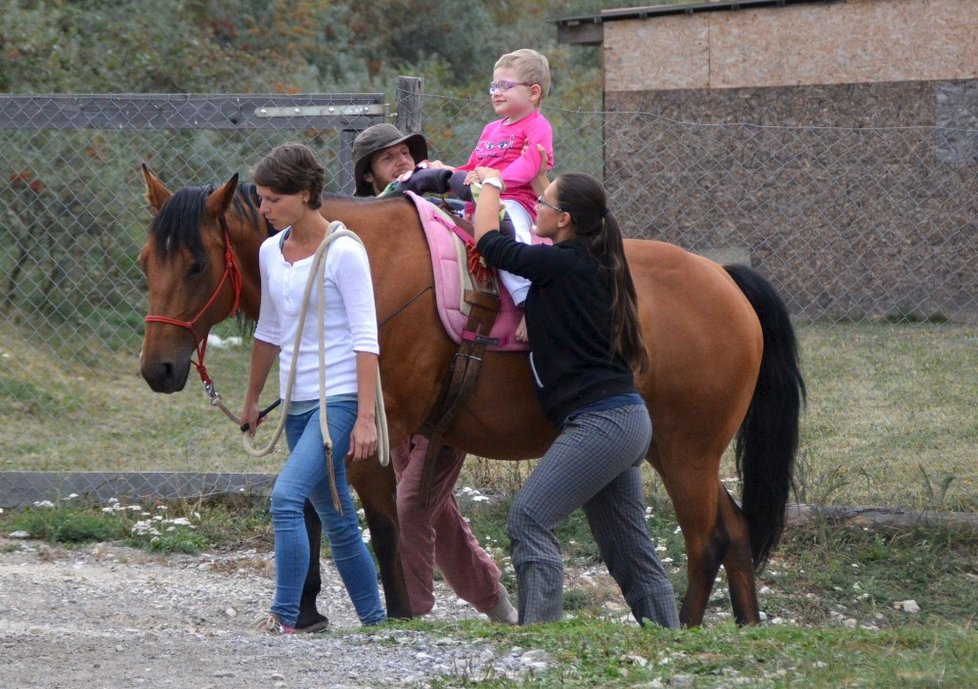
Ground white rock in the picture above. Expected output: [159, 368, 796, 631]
[520, 649, 551, 669]
[620, 654, 649, 667]
[897, 599, 920, 613]
[9, 530, 30, 539]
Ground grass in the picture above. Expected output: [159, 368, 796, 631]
[1, 493, 270, 554]
[3, 321, 977, 512]
[792, 322, 978, 511]
[0, 322, 284, 474]
[391, 618, 978, 688]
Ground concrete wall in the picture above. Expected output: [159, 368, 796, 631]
[604, 0, 978, 91]
[598, 0, 978, 320]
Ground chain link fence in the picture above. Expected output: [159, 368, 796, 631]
[2, 82, 977, 510]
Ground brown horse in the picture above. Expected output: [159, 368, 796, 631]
[138, 166, 804, 627]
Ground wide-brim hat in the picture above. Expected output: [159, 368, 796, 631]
[352, 123, 429, 196]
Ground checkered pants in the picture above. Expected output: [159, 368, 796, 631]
[507, 403, 679, 628]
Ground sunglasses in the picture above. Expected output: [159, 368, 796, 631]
[488, 80, 531, 95]
[536, 195, 563, 213]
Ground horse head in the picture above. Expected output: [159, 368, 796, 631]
[138, 164, 242, 393]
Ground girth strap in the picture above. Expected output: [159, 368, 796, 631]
[417, 286, 501, 511]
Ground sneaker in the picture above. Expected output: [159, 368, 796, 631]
[485, 583, 518, 625]
[294, 612, 330, 634]
[254, 612, 296, 635]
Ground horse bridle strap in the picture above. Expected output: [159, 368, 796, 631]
[143, 215, 243, 394]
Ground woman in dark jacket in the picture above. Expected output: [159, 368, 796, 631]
[472, 168, 679, 628]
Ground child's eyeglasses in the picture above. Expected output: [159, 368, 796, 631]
[489, 80, 530, 95]
[536, 195, 563, 213]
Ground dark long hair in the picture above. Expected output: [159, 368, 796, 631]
[555, 173, 649, 373]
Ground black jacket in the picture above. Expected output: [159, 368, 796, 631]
[476, 231, 637, 427]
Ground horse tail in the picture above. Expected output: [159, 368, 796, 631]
[725, 264, 806, 569]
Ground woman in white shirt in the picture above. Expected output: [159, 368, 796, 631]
[242, 143, 385, 632]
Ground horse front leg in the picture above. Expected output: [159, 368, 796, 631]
[296, 500, 328, 629]
[349, 459, 413, 619]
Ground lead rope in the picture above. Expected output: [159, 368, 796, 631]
[242, 221, 390, 513]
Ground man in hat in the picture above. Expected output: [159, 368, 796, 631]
[350, 123, 518, 624]
[352, 123, 430, 197]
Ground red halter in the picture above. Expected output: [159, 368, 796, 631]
[143, 215, 242, 389]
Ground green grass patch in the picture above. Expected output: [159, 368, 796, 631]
[3, 320, 978, 513]
[459, 492, 978, 632]
[1, 494, 272, 555]
[378, 617, 977, 688]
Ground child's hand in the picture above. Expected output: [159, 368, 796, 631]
[515, 315, 528, 343]
[466, 167, 504, 189]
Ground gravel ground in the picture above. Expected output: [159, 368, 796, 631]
[0, 538, 557, 689]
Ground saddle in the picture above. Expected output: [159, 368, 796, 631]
[403, 191, 528, 351]
[402, 191, 523, 509]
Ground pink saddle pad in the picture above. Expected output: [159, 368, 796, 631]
[404, 191, 528, 352]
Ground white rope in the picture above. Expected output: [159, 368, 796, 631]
[242, 221, 390, 508]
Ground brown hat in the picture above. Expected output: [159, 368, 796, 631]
[352, 123, 428, 196]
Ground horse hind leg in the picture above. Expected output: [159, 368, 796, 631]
[718, 487, 761, 625]
[676, 480, 761, 626]
[663, 469, 728, 627]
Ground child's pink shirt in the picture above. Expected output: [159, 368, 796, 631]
[456, 110, 554, 220]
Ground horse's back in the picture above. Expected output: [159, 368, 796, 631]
[625, 239, 763, 457]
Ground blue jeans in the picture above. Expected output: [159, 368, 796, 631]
[270, 400, 386, 626]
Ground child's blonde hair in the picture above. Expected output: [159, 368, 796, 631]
[495, 49, 551, 100]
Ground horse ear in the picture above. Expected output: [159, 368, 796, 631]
[206, 173, 239, 218]
[142, 163, 172, 214]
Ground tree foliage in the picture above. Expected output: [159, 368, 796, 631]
[0, 0, 637, 96]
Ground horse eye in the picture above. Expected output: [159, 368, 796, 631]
[188, 260, 205, 276]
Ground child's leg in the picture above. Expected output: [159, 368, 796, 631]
[498, 200, 533, 306]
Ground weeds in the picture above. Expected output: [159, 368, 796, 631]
[0, 494, 271, 554]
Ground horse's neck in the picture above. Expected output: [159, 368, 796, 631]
[229, 216, 271, 321]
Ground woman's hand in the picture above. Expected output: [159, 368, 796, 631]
[240, 401, 260, 437]
[527, 143, 550, 197]
[348, 413, 378, 462]
[472, 167, 505, 242]
[467, 166, 504, 189]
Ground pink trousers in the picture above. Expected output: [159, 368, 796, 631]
[392, 435, 502, 615]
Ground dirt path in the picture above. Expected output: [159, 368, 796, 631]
[0, 539, 544, 689]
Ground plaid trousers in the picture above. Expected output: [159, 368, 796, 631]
[507, 403, 679, 627]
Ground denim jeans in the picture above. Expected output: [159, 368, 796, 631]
[269, 400, 386, 626]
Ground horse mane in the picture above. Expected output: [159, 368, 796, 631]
[150, 181, 271, 260]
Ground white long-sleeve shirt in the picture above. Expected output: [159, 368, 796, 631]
[254, 228, 378, 401]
